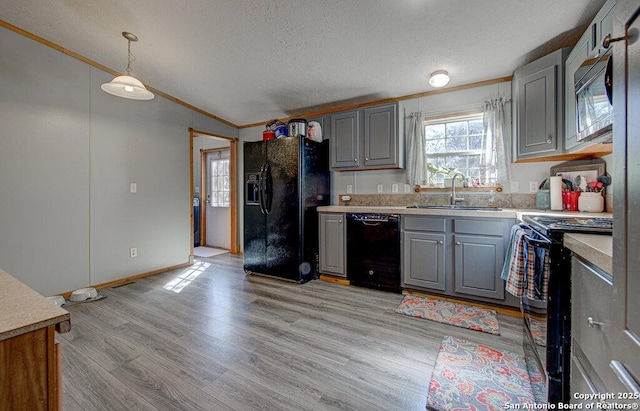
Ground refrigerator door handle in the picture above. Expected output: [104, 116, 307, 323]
[258, 163, 267, 215]
[263, 163, 272, 214]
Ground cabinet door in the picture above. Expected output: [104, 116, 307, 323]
[319, 213, 345, 276]
[330, 110, 359, 169]
[363, 104, 398, 168]
[402, 231, 446, 290]
[453, 234, 504, 299]
[516, 64, 558, 157]
[571, 256, 619, 392]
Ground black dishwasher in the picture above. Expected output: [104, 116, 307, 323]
[346, 213, 401, 293]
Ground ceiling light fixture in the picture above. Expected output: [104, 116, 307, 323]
[101, 32, 154, 100]
[428, 70, 450, 88]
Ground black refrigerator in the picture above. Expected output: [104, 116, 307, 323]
[243, 136, 329, 282]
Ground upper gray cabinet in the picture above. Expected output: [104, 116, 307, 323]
[330, 110, 360, 169]
[330, 102, 403, 170]
[513, 48, 570, 160]
[565, 0, 615, 152]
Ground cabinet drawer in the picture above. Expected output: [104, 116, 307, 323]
[403, 216, 446, 232]
[572, 256, 615, 377]
[453, 219, 503, 236]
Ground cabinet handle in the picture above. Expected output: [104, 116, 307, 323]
[365, 157, 369, 161]
[338, 220, 342, 223]
[587, 317, 605, 327]
[547, 137, 552, 144]
[610, 360, 640, 394]
[438, 240, 444, 244]
[355, 158, 358, 162]
[456, 241, 461, 245]
[602, 33, 628, 49]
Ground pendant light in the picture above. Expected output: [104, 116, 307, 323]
[101, 32, 154, 100]
[428, 70, 450, 88]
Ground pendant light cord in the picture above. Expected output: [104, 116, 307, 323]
[126, 39, 134, 76]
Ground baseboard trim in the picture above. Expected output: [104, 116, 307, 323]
[58, 261, 192, 298]
[319, 274, 350, 285]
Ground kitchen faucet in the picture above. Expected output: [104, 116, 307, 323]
[451, 172, 466, 205]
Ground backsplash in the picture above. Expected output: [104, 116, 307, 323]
[337, 192, 614, 212]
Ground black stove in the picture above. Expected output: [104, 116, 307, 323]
[522, 215, 612, 235]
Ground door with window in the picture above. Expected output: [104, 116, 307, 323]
[205, 150, 230, 249]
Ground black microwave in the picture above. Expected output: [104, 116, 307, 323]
[574, 49, 613, 142]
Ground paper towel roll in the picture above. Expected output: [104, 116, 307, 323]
[550, 176, 563, 210]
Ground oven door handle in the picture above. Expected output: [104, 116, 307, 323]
[518, 223, 552, 249]
[522, 233, 551, 250]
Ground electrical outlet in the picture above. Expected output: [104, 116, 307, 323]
[391, 183, 399, 193]
[510, 181, 520, 193]
[130, 182, 137, 193]
[376, 184, 384, 193]
[404, 184, 411, 193]
[346, 184, 353, 194]
[130, 247, 137, 258]
[529, 181, 539, 193]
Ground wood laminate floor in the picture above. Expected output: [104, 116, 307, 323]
[58, 253, 525, 411]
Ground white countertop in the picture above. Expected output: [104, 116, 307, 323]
[564, 233, 613, 274]
[318, 205, 613, 220]
[0, 268, 70, 341]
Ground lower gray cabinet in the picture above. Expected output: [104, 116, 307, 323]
[570, 255, 628, 400]
[402, 215, 511, 303]
[403, 231, 446, 290]
[453, 234, 505, 299]
[319, 213, 346, 277]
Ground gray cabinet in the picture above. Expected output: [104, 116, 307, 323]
[453, 235, 505, 300]
[513, 48, 570, 159]
[570, 256, 627, 402]
[452, 219, 506, 300]
[402, 215, 511, 303]
[403, 231, 446, 290]
[318, 213, 346, 277]
[565, 0, 616, 152]
[330, 110, 360, 169]
[330, 103, 403, 170]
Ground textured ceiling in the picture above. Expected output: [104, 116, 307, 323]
[0, 0, 605, 126]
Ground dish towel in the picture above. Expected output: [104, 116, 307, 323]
[501, 224, 523, 281]
[505, 228, 527, 297]
[503, 225, 550, 300]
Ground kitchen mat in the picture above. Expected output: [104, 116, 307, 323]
[426, 336, 537, 411]
[395, 295, 500, 335]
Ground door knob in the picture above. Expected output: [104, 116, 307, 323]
[587, 317, 604, 327]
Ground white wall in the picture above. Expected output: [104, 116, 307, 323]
[0, 26, 237, 295]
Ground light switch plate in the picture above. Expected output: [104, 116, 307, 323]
[376, 184, 384, 193]
[346, 184, 353, 194]
[510, 181, 519, 193]
[391, 183, 399, 193]
[130, 182, 137, 193]
[404, 184, 411, 193]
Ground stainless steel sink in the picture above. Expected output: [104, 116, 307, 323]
[406, 205, 502, 211]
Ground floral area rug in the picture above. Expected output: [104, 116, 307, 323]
[395, 295, 500, 335]
[426, 336, 536, 411]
